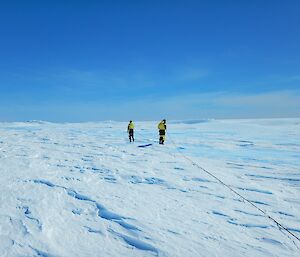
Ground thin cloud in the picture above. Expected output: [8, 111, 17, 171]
[122, 90, 300, 120]
[216, 90, 300, 108]
[1, 90, 299, 122]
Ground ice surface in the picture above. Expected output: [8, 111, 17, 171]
[0, 119, 300, 257]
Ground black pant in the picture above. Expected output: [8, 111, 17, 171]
[159, 130, 165, 144]
[128, 129, 134, 142]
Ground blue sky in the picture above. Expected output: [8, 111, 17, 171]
[0, 0, 299, 122]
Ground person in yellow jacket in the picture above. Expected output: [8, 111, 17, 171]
[127, 120, 135, 142]
[158, 119, 167, 144]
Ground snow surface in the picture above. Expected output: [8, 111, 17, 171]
[0, 118, 300, 257]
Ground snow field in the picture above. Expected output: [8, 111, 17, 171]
[0, 119, 300, 256]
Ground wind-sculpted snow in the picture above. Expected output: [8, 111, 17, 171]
[0, 119, 300, 257]
[31, 179, 157, 254]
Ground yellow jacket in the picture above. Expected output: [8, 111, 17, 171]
[158, 121, 166, 130]
[128, 122, 134, 130]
